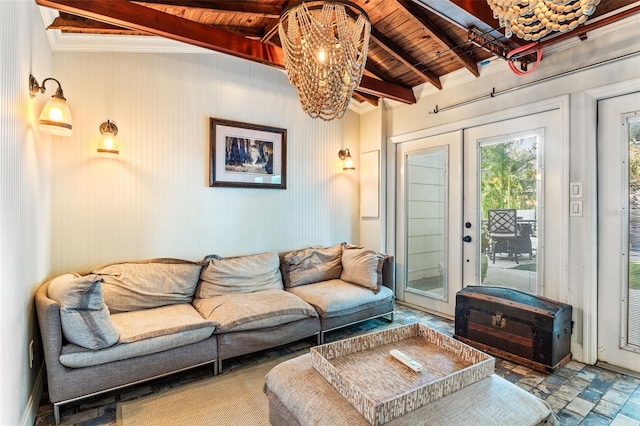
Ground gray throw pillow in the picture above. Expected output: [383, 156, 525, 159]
[281, 244, 343, 288]
[340, 245, 385, 293]
[93, 259, 203, 313]
[47, 274, 120, 350]
[196, 251, 283, 298]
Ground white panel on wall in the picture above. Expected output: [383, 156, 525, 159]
[51, 51, 361, 274]
[360, 150, 379, 218]
[0, 2, 53, 425]
[359, 108, 385, 253]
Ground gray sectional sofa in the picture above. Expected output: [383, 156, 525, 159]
[35, 244, 395, 424]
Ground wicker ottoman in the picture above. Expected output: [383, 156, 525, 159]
[264, 354, 557, 426]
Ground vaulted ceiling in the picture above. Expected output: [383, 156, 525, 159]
[36, 0, 640, 107]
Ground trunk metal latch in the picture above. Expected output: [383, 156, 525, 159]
[491, 311, 506, 328]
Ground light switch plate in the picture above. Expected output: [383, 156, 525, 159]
[570, 200, 583, 217]
[570, 181, 583, 199]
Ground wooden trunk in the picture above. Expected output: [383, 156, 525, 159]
[454, 286, 573, 373]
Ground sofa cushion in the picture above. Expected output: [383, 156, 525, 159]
[59, 326, 215, 368]
[340, 245, 385, 293]
[193, 289, 318, 333]
[196, 251, 283, 298]
[93, 259, 203, 313]
[281, 244, 342, 288]
[47, 274, 119, 350]
[111, 303, 218, 343]
[287, 279, 394, 318]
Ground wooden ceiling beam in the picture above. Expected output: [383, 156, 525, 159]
[358, 75, 415, 104]
[395, 0, 479, 77]
[132, 1, 284, 19]
[49, 13, 148, 34]
[37, 0, 284, 65]
[261, 0, 297, 44]
[364, 60, 406, 89]
[370, 27, 442, 90]
[352, 91, 379, 107]
[49, 13, 265, 39]
[36, 0, 416, 104]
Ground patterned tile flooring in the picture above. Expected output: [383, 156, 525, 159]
[35, 304, 640, 426]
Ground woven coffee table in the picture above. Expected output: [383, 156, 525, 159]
[264, 353, 557, 426]
[310, 324, 494, 425]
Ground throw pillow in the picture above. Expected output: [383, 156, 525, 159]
[281, 244, 343, 288]
[196, 251, 283, 298]
[93, 259, 203, 313]
[340, 245, 386, 293]
[47, 274, 120, 350]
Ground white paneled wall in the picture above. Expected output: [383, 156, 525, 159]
[51, 51, 360, 274]
[360, 108, 386, 253]
[0, 2, 53, 424]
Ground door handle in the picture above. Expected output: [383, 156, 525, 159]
[463, 236, 472, 243]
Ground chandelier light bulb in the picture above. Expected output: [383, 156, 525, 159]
[318, 48, 326, 63]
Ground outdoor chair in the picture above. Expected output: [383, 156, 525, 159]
[488, 209, 519, 264]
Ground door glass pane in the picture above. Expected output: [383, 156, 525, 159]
[627, 115, 640, 347]
[406, 148, 447, 300]
[479, 134, 538, 293]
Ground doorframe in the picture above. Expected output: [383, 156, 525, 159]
[386, 95, 570, 338]
[584, 78, 640, 365]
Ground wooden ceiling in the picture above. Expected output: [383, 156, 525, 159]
[36, 0, 640, 107]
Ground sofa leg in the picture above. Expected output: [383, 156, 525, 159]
[318, 331, 325, 345]
[54, 403, 61, 425]
[217, 359, 222, 374]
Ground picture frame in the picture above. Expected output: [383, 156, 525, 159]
[209, 118, 286, 189]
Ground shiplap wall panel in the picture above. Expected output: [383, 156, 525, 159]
[51, 51, 360, 274]
[0, 2, 53, 424]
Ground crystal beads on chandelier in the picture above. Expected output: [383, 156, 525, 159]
[279, 1, 371, 121]
[487, 0, 600, 41]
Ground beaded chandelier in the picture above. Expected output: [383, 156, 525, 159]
[487, 0, 600, 41]
[278, 1, 371, 121]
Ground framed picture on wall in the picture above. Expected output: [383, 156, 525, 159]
[209, 118, 287, 189]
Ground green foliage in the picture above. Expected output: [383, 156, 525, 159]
[630, 262, 640, 290]
[629, 119, 640, 143]
[480, 137, 537, 218]
[481, 254, 488, 283]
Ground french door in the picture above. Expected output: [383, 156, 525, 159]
[597, 92, 640, 373]
[396, 109, 563, 317]
[395, 131, 463, 317]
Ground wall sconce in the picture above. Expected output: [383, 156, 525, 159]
[29, 74, 73, 136]
[97, 120, 119, 154]
[338, 149, 355, 171]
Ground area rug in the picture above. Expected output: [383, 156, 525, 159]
[116, 352, 304, 426]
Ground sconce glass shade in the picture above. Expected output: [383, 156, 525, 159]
[338, 148, 355, 171]
[30, 74, 73, 136]
[38, 95, 73, 136]
[97, 120, 119, 154]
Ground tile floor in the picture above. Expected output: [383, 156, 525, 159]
[34, 304, 640, 426]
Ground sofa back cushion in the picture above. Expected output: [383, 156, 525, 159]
[280, 244, 343, 288]
[92, 259, 203, 313]
[340, 245, 386, 293]
[196, 251, 283, 298]
[47, 274, 120, 350]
